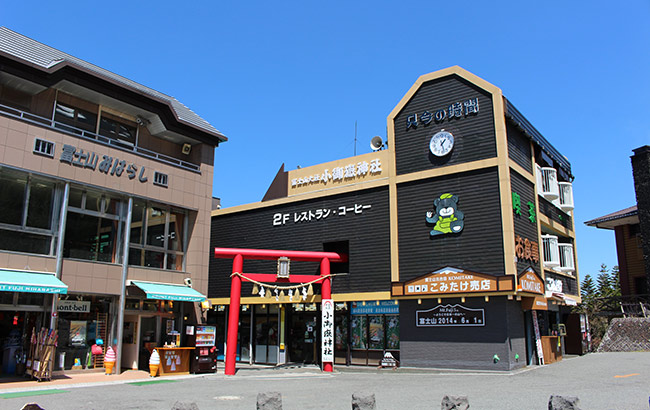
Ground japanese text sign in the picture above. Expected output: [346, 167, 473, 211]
[404, 268, 498, 296]
[321, 299, 334, 363]
[416, 304, 485, 327]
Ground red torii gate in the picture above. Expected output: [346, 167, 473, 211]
[213, 247, 348, 376]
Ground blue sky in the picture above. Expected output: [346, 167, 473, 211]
[4, 1, 649, 280]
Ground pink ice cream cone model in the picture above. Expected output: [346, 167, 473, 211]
[104, 346, 116, 375]
[149, 349, 160, 377]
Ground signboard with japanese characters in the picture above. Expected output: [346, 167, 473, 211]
[321, 299, 334, 363]
[58, 143, 152, 182]
[515, 235, 540, 264]
[405, 97, 480, 130]
[34, 138, 162, 186]
[402, 267, 499, 296]
[416, 304, 485, 327]
[288, 150, 388, 196]
[518, 269, 544, 295]
[350, 300, 399, 315]
[273, 203, 372, 226]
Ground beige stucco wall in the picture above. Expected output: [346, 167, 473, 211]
[0, 115, 213, 296]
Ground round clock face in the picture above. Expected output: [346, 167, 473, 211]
[429, 130, 454, 157]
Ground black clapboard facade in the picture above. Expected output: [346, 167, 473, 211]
[210, 66, 581, 370]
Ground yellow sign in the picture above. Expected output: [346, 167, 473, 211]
[288, 150, 388, 196]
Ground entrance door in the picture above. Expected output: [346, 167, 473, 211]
[253, 305, 279, 364]
[287, 306, 319, 364]
[138, 316, 157, 370]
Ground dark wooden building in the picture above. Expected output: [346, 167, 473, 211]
[210, 67, 581, 370]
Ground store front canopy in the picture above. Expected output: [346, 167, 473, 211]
[0, 270, 68, 294]
[130, 280, 206, 302]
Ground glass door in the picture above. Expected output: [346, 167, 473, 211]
[253, 305, 279, 364]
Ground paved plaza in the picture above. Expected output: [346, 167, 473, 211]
[1, 352, 649, 410]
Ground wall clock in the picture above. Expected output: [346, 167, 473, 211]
[429, 130, 454, 157]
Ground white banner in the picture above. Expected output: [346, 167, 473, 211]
[532, 313, 544, 365]
[321, 299, 334, 363]
[58, 299, 90, 313]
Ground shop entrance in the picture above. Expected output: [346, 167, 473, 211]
[253, 304, 279, 364]
[287, 306, 319, 364]
[138, 316, 157, 370]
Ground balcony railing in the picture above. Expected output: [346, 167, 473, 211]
[536, 165, 559, 201]
[558, 182, 574, 212]
[0, 102, 201, 173]
[542, 234, 560, 268]
[558, 243, 575, 273]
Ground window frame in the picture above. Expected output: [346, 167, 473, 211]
[128, 200, 188, 271]
[0, 169, 60, 256]
[54, 101, 98, 133]
[98, 112, 138, 146]
[64, 188, 125, 263]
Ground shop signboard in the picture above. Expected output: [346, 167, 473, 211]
[518, 269, 544, 294]
[350, 300, 399, 315]
[288, 150, 388, 196]
[58, 300, 91, 313]
[404, 267, 498, 296]
[416, 304, 485, 327]
[321, 299, 334, 363]
[546, 277, 563, 293]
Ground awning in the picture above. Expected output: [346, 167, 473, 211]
[130, 280, 206, 302]
[0, 269, 68, 294]
[548, 292, 578, 306]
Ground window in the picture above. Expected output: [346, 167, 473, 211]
[54, 102, 97, 133]
[33, 138, 55, 157]
[0, 168, 57, 255]
[63, 188, 124, 263]
[153, 172, 168, 187]
[99, 114, 137, 145]
[128, 199, 186, 270]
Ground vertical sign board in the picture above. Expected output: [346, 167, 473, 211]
[321, 299, 334, 363]
[532, 313, 544, 365]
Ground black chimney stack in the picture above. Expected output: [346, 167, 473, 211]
[631, 145, 650, 293]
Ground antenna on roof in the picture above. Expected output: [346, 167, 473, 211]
[354, 121, 357, 156]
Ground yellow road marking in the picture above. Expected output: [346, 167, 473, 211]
[614, 373, 640, 378]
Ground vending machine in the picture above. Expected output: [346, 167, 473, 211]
[186, 325, 217, 373]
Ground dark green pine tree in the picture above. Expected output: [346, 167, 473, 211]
[610, 265, 621, 297]
[596, 263, 613, 298]
[580, 274, 597, 313]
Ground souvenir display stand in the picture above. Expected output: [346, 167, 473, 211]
[25, 328, 58, 382]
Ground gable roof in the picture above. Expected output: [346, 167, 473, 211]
[0, 27, 226, 142]
[585, 205, 638, 229]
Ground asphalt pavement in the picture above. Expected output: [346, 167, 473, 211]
[1, 352, 649, 410]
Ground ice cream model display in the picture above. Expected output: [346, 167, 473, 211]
[149, 349, 160, 377]
[104, 346, 116, 375]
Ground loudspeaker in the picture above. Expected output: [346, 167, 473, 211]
[370, 136, 384, 151]
[182, 143, 192, 155]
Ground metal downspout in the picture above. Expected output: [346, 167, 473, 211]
[115, 197, 133, 375]
[50, 182, 69, 329]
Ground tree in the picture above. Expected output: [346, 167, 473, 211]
[576, 264, 621, 350]
[580, 274, 596, 311]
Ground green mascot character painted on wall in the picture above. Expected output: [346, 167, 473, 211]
[425, 193, 464, 236]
